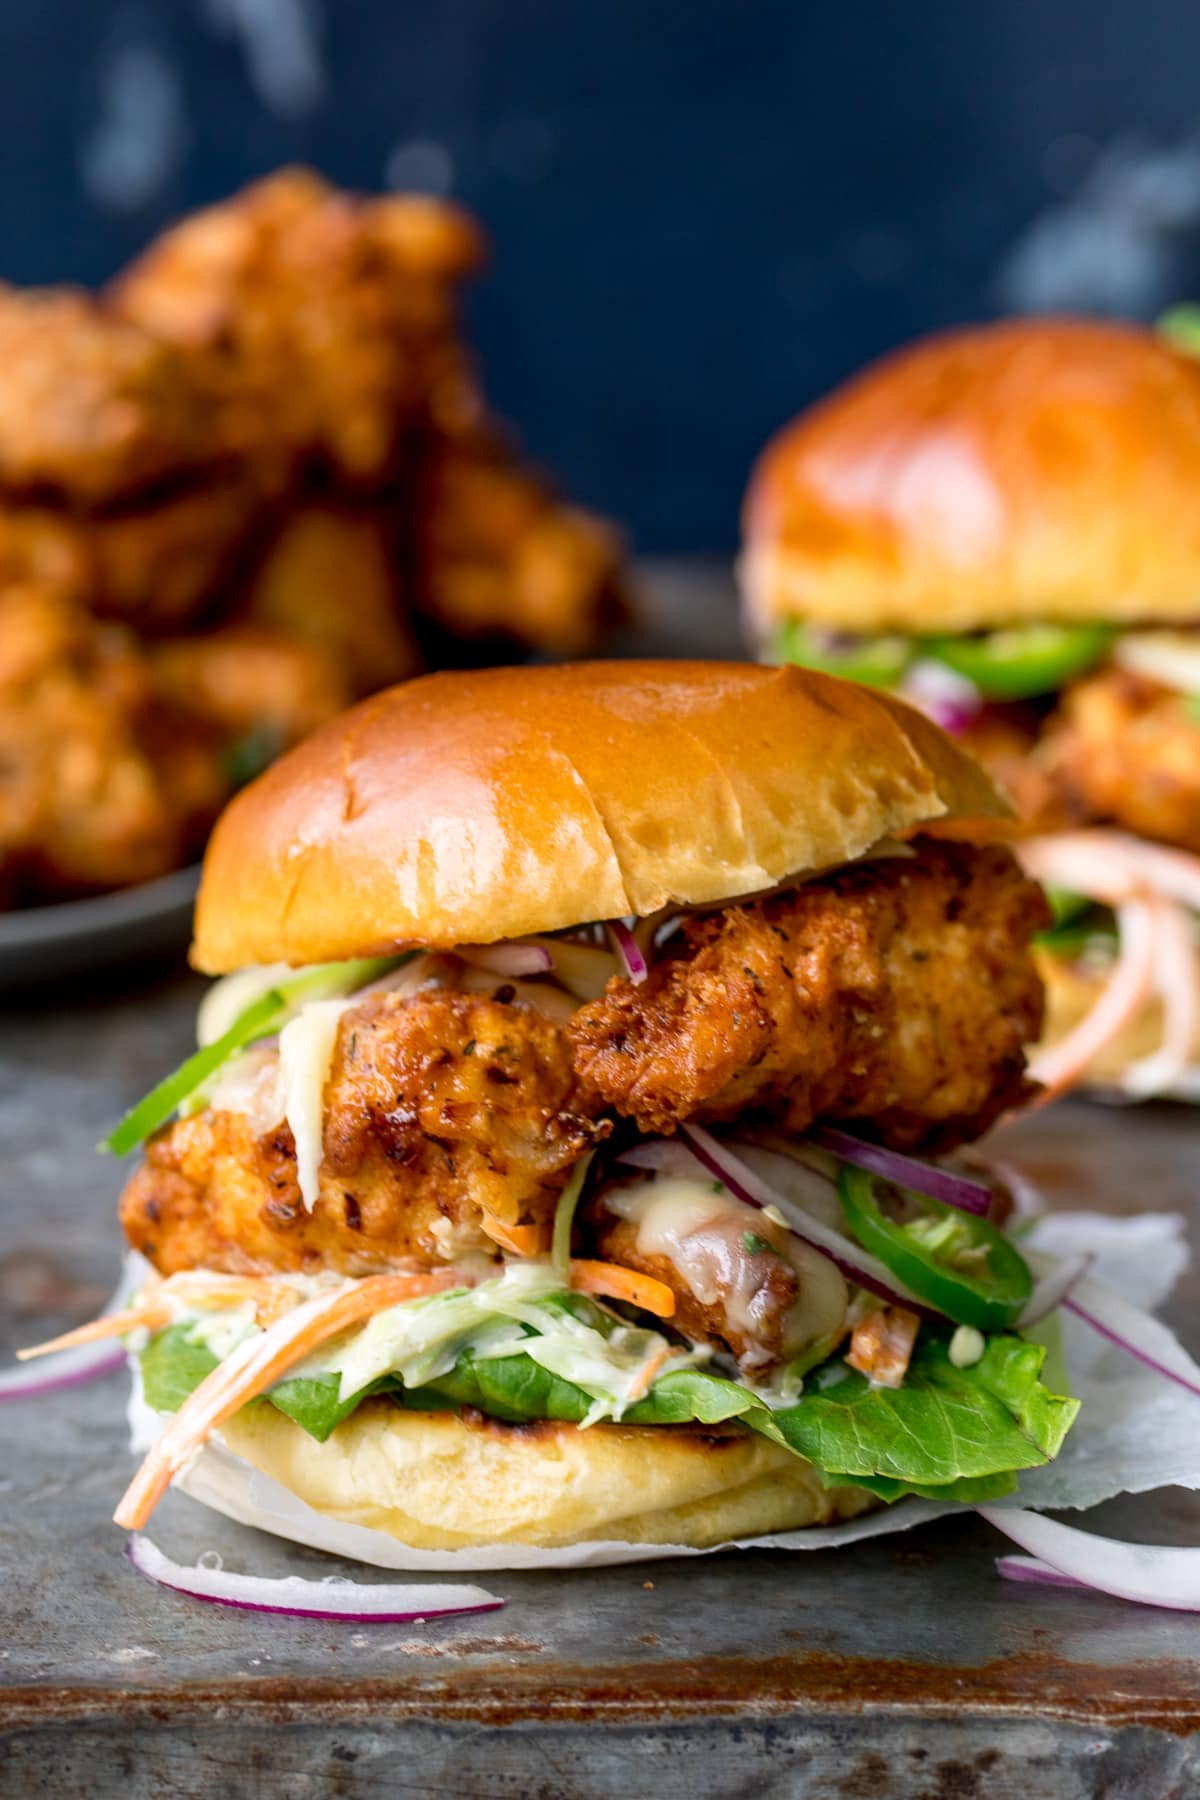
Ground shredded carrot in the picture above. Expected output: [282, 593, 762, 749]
[18, 1300, 173, 1361]
[569, 1259, 676, 1320]
[480, 1213, 548, 1258]
[626, 1343, 672, 1403]
[114, 1269, 469, 1531]
[17, 1274, 287, 1362]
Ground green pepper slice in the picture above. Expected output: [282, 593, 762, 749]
[836, 1164, 1032, 1331]
[1159, 303, 1200, 358]
[103, 955, 400, 1156]
[919, 623, 1113, 700]
[774, 620, 914, 689]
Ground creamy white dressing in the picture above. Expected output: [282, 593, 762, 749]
[278, 999, 354, 1212]
[603, 1173, 849, 1365]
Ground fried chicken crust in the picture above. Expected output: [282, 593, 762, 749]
[120, 988, 606, 1277]
[1044, 668, 1200, 854]
[570, 839, 1049, 1150]
[112, 168, 484, 484]
[0, 284, 232, 504]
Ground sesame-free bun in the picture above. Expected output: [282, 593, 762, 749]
[191, 660, 1007, 971]
[742, 318, 1200, 638]
[218, 1399, 876, 1551]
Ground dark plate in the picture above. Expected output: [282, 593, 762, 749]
[0, 865, 199, 991]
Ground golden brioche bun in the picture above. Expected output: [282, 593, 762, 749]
[192, 660, 1006, 972]
[219, 1400, 876, 1551]
[742, 318, 1200, 637]
[1036, 943, 1200, 1088]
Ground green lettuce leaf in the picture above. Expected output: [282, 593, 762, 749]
[139, 1319, 1078, 1505]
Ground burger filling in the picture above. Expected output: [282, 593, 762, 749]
[773, 624, 1200, 1097]
[49, 833, 1084, 1532]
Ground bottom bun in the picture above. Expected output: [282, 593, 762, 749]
[1036, 946, 1200, 1095]
[219, 1400, 878, 1551]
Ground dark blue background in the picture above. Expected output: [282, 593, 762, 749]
[3, 0, 1200, 549]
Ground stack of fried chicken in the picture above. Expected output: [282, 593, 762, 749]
[0, 170, 627, 908]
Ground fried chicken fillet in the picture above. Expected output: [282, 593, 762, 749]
[1042, 667, 1200, 855]
[0, 586, 225, 901]
[121, 985, 606, 1276]
[120, 841, 1046, 1290]
[112, 168, 484, 485]
[570, 839, 1048, 1149]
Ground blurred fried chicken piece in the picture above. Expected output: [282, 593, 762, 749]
[239, 500, 420, 691]
[150, 623, 355, 765]
[112, 168, 484, 485]
[413, 432, 628, 655]
[0, 586, 224, 902]
[120, 988, 605, 1276]
[570, 839, 1049, 1150]
[1043, 667, 1200, 855]
[0, 285, 235, 505]
[0, 474, 266, 632]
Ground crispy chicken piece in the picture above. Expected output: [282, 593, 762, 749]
[0, 284, 234, 505]
[956, 703, 1067, 829]
[112, 168, 484, 485]
[1044, 668, 1200, 855]
[120, 988, 606, 1278]
[239, 500, 421, 692]
[0, 470, 267, 633]
[412, 431, 628, 656]
[0, 586, 225, 901]
[570, 839, 1049, 1150]
[150, 623, 355, 756]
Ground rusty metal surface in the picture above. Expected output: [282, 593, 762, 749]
[1, 565, 1199, 1798]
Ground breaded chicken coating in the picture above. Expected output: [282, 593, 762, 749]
[412, 431, 628, 656]
[0, 586, 225, 901]
[570, 839, 1049, 1150]
[112, 168, 484, 484]
[1044, 667, 1200, 855]
[0, 284, 234, 504]
[120, 987, 606, 1277]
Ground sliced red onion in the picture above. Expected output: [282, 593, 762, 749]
[903, 660, 983, 736]
[808, 1126, 992, 1216]
[125, 1534, 504, 1621]
[996, 1555, 1089, 1592]
[678, 1125, 939, 1315]
[979, 1506, 1200, 1612]
[606, 919, 648, 984]
[1064, 1277, 1200, 1400]
[614, 1139, 702, 1178]
[456, 943, 554, 978]
[0, 1339, 127, 1402]
[1016, 1254, 1093, 1329]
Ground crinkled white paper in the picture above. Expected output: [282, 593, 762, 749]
[127, 1210, 1200, 1570]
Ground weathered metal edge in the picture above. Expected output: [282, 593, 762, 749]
[4, 1649, 1198, 1736]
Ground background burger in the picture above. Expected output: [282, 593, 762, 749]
[22, 662, 1077, 1556]
[742, 318, 1200, 1102]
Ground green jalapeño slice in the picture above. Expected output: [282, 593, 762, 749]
[836, 1164, 1033, 1331]
[774, 620, 914, 689]
[920, 623, 1113, 701]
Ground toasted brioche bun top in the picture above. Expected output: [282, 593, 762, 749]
[192, 660, 1006, 972]
[742, 318, 1200, 636]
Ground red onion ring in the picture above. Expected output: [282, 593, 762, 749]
[808, 1126, 992, 1216]
[125, 1534, 504, 1621]
[1016, 1254, 1093, 1329]
[1064, 1279, 1200, 1400]
[606, 919, 648, 984]
[0, 1340, 127, 1402]
[456, 943, 554, 977]
[677, 1125, 939, 1315]
[980, 1506, 1200, 1612]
